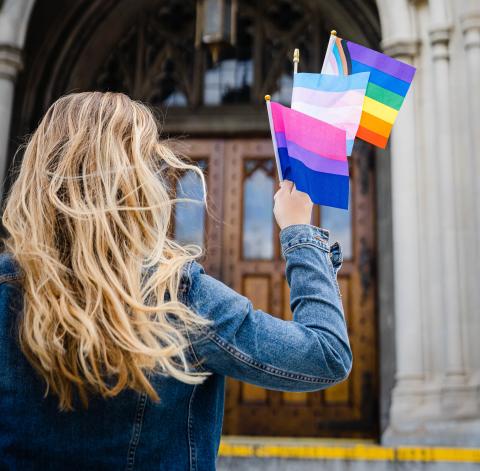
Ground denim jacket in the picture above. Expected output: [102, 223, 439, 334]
[0, 224, 352, 471]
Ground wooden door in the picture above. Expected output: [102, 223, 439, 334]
[177, 138, 378, 438]
[171, 140, 225, 279]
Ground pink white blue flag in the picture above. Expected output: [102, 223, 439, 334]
[291, 72, 370, 156]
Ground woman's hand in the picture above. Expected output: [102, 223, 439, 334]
[273, 180, 313, 230]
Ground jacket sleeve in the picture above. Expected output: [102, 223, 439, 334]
[185, 224, 352, 392]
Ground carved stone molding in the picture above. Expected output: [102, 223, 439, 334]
[429, 26, 451, 45]
[429, 26, 452, 61]
[381, 38, 419, 60]
[461, 13, 480, 50]
[460, 12, 480, 32]
[0, 45, 22, 81]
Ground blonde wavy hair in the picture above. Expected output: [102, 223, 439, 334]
[2, 91, 210, 410]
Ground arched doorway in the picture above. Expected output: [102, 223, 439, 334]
[10, 0, 380, 439]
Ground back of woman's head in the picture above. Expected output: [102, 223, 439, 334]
[2, 91, 209, 409]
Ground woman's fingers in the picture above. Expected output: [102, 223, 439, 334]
[280, 180, 294, 192]
[275, 179, 294, 200]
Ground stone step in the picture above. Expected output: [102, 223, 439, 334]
[216, 437, 480, 471]
[217, 457, 480, 470]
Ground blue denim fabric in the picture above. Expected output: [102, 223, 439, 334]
[0, 224, 351, 470]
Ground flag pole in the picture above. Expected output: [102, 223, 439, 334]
[322, 30, 337, 74]
[293, 48, 300, 75]
[264, 95, 283, 182]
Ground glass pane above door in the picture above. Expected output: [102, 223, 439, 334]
[242, 159, 275, 259]
[174, 161, 207, 247]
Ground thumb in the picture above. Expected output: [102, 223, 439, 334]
[280, 180, 294, 192]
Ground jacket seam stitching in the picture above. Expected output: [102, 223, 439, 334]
[0, 273, 21, 284]
[280, 225, 329, 242]
[125, 391, 148, 471]
[327, 254, 342, 299]
[183, 261, 208, 374]
[209, 333, 337, 384]
[283, 241, 329, 256]
[187, 384, 198, 471]
[186, 331, 208, 373]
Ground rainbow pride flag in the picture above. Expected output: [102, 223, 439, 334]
[266, 100, 349, 209]
[321, 34, 416, 148]
[292, 72, 370, 156]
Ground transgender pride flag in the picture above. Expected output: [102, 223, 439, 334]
[292, 72, 370, 156]
[266, 99, 349, 209]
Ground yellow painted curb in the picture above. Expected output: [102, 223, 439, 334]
[218, 441, 480, 463]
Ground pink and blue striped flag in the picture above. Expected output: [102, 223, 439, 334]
[267, 100, 349, 209]
[291, 72, 370, 156]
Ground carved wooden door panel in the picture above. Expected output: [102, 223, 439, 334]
[178, 138, 378, 438]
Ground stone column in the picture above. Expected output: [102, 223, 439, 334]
[462, 15, 480, 156]
[381, 39, 425, 430]
[460, 10, 480, 383]
[0, 45, 22, 194]
[428, 25, 467, 387]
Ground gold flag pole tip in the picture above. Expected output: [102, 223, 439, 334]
[293, 48, 300, 74]
[264, 95, 271, 101]
[331, 30, 337, 36]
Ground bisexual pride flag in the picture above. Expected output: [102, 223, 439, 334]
[266, 99, 349, 209]
[292, 72, 370, 156]
[322, 33, 416, 148]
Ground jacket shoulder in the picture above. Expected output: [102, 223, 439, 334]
[0, 252, 22, 283]
[180, 260, 204, 296]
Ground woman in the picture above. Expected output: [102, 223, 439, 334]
[0, 92, 351, 470]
